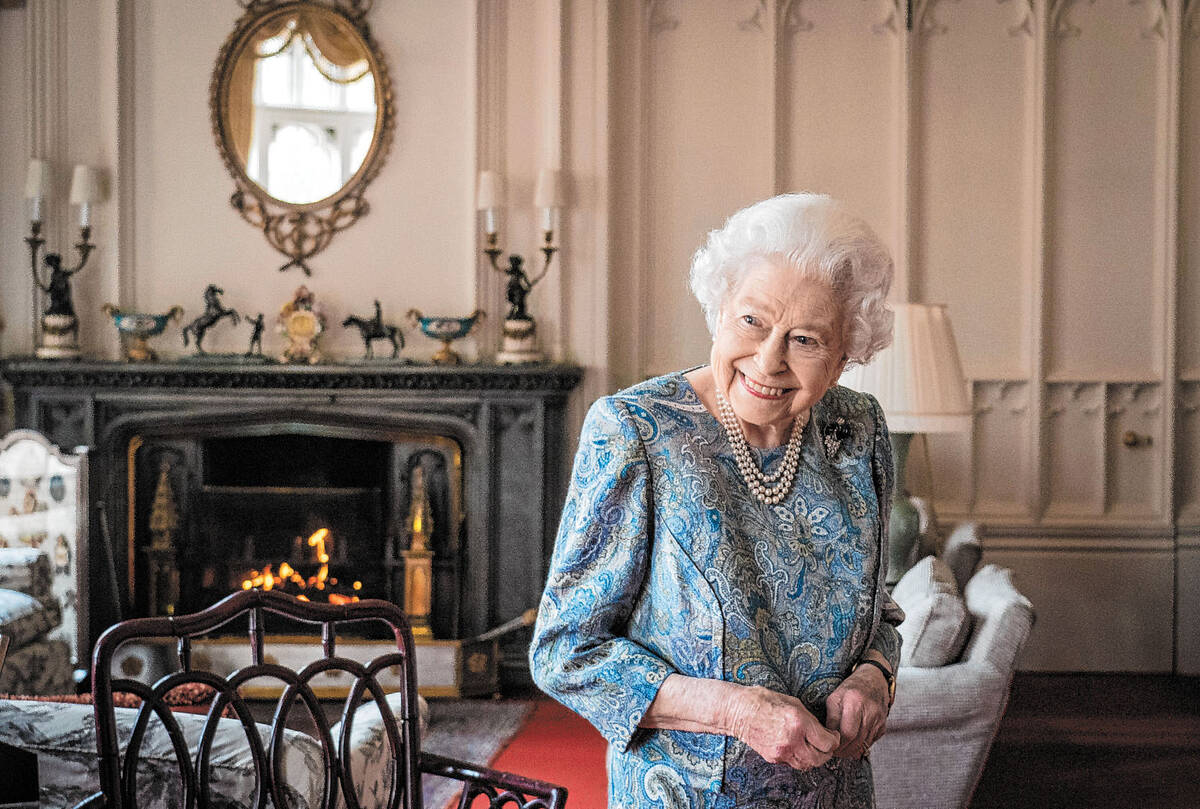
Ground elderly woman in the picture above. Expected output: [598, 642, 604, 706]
[530, 193, 904, 808]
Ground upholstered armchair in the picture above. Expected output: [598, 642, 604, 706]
[0, 429, 88, 695]
[871, 523, 1035, 809]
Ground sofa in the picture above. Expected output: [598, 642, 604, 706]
[871, 523, 1035, 809]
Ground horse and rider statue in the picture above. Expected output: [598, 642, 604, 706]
[342, 300, 404, 359]
[182, 284, 240, 353]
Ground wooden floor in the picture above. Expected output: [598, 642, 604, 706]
[972, 673, 1200, 808]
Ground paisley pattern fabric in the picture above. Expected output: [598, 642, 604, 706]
[531, 371, 903, 808]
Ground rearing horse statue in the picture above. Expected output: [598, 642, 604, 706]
[182, 284, 240, 354]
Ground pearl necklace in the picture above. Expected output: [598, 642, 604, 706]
[715, 390, 807, 505]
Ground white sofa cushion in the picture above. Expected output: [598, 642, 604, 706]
[892, 555, 970, 667]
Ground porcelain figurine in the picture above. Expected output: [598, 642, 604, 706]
[406, 309, 485, 365]
[277, 285, 326, 364]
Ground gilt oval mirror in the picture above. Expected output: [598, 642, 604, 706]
[211, 0, 394, 274]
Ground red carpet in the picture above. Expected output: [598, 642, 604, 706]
[483, 699, 608, 809]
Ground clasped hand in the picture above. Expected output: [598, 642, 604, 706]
[729, 668, 890, 770]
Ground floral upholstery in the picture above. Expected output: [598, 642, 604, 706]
[330, 692, 431, 806]
[0, 697, 326, 809]
[0, 430, 85, 665]
[0, 431, 86, 697]
[0, 638, 73, 695]
[0, 548, 72, 695]
[0, 546, 55, 601]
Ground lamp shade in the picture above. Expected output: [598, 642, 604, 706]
[475, 170, 503, 210]
[534, 168, 563, 209]
[840, 303, 971, 433]
[25, 159, 50, 199]
[69, 165, 102, 205]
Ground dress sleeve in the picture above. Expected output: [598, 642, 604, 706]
[528, 396, 676, 751]
[865, 392, 905, 672]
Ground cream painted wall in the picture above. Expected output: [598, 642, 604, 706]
[3, 0, 478, 363]
[127, 0, 477, 360]
[4, 0, 1199, 673]
[0, 8, 31, 358]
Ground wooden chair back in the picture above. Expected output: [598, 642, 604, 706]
[85, 588, 567, 809]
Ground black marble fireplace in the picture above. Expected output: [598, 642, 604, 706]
[0, 359, 582, 688]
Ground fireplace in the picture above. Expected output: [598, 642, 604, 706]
[0, 360, 582, 690]
[133, 427, 463, 642]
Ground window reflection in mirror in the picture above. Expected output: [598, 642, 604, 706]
[232, 13, 378, 205]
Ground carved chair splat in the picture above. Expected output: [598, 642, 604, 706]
[78, 588, 567, 809]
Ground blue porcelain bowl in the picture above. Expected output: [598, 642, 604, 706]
[104, 307, 183, 338]
[405, 309, 486, 365]
[101, 304, 184, 362]
[407, 309, 485, 341]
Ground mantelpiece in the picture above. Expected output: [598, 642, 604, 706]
[0, 358, 582, 690]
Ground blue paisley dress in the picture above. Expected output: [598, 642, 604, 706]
[530, 370, 904, 808]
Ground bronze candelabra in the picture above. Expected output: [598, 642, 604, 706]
[483, 230, 557, 364]
[27, 220, 96, 360]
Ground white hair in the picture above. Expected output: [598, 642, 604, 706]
[688, 193, 894, 365]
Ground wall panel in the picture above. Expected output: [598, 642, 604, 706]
[911, 0, 1031, 379]
[640, 1, 775, 377]
[1181, 6, 1200, 376]
[972, 380, 1033, 517]
[1044, 381, 1105, 517]
[1045, 0, 1164, 379]
[1178, 381, 1200, 523]
[131, 0, 478, 362]
[778, 3, 896, 251]
[984, 544, 1174, 671]
[1179, 534, 1200, 674]
[1104, 382, 1163, 518]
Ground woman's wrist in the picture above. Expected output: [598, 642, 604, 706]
[642, 674, 751, 736]
[852, 658, 895, 707]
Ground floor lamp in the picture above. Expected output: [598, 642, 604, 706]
[840, 303, 972, 586]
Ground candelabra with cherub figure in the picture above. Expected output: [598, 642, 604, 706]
[24, 162, 104, 360]
[476, 169, 562, 364]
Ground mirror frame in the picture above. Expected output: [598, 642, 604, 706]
[209, 0, 395, 275]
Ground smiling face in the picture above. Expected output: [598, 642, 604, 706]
[710, 257, 848, 447]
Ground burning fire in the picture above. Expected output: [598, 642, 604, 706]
[241, 528, 363, 604]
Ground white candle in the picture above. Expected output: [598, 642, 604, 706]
[31, 197, 42, 225]
[79, 202, 91, 228]
[484, 208, 497, 236]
